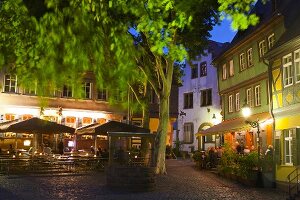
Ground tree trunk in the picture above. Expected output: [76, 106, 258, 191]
[155, 94, 170, 174]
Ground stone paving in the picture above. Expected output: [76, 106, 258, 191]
[0, 159, 288, 200]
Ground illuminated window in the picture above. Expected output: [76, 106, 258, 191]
[247, 48, 253, 67]
[254, 85, 261, 106]
[97, 118, 106, 124]
[229, 60, 234, 77]
[5, 114, 15, 121]
[82, 117, 92, 125]
[239, 53, 246, 71]
[235, 92, 240, 111]
[284, 129, 293, 165]
[246, 88, 253, 107]
[283, 53, 293, 87]
[22, 115, 33, 120]
[228, 95, 233, 113]
[268, 33, 275, 49]
[294, 49, 300, 83]
[4, 74, 17, 93]
[222, 63, 227, 80]
[259, 40, 267, 58]
[66, 117, 76, 124]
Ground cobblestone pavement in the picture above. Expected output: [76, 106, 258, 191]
[0, 159, 288, 200]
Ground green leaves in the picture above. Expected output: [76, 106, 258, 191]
[218, 0, 260, 30]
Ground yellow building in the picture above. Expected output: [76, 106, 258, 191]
[266, 6, 300, 190]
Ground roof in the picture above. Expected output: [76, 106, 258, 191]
[196, 112, 271, 136]
[266, 0, 300, 53]
[214, 0, 299, 63]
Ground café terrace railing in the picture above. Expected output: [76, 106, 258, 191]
[0, 153, 109, 175]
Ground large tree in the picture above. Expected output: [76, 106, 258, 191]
[0, 0, 263, 174]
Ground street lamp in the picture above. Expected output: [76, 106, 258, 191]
[241, 104, 260, 156]
[241, 104, 263, 187]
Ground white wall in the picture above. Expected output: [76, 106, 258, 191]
[177, 50, 222, 152]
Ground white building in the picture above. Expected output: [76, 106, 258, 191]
[177, 41, 227, 152]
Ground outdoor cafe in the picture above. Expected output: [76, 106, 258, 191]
[0, 118, 154, 175]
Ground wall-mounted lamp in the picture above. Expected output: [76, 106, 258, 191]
[179, 110, 186, 117]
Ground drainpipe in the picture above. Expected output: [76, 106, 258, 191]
[263, 58, 276, 188]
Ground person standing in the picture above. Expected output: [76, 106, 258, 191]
[58, 140, 64, 155]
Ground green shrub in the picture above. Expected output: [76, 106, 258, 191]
[192, 151, 202, 162]
[237, 152, 258, 179]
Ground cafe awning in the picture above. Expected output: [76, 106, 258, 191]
[76, 120, 150, 135]
[0, 117, 75, 134]
[196, 112, 272, 136]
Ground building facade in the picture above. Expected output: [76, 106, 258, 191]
[266, 0, 300, 188]
[177, 41, 226, 152]
[0, 69, 125, 152]
[203, 1, 285, 154]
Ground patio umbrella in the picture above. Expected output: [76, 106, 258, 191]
[0, 119, 20, 132]
[76, 120, 150, 135]
[0, 117, 75, 134]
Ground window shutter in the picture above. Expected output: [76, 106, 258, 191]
[275, 132, 282, 165]
[296, 128, 300, 166]
[292, 129, 298, 166]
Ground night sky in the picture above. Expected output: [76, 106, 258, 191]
[210, 19, 237, 43]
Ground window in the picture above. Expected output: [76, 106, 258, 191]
[183, 123, 194, 143]
[62, 85, 73, 98]
[259, 40, 267, 58]
[149, 88, 157, 104]
[4, 74, 17, 93]
[184, 92, 193, 109]
[113, 89, 122, 101]
[23, 82, 37, 95]
[229, 59, 234, 77]
[191, 64, 198, 79]
[222, 64, 227, 80]
[268, 33, 275, 49]
[228, 94, 233, 113]
[283, 53, 293, 87]
[247, 48, 253, 67]
[65, 116, 76, 128]
[235, 92, 240, 111]
[239, 53, 246, 71]
[246, 88, 253, 107]
[295, 49, 300, 83]
[23, 87, 36, 95]
[284, 129, 293, 165]
[82, 117, 92, 125]
[97, 88, 107, 101]
[200, 62, 207, 77]
[83, 82, 92, 99]
[200, 89, 212, 107]
[254, 85, 261, 106]
[5, 114, 15, 121]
